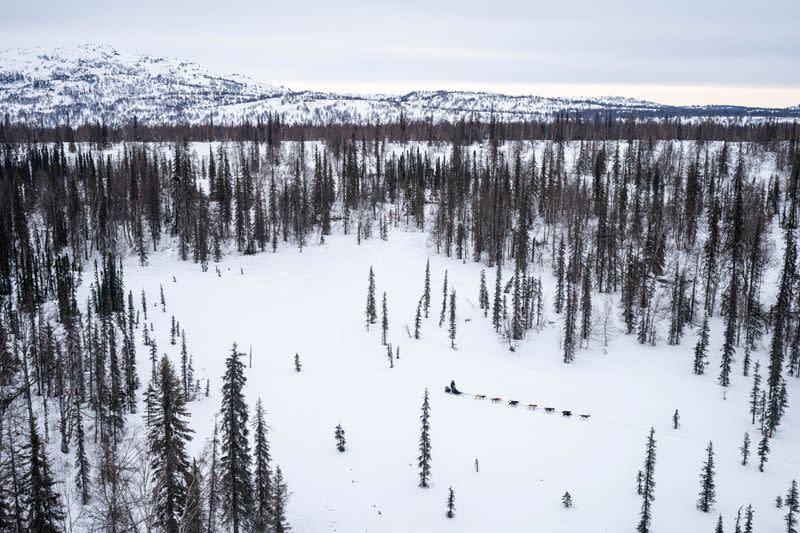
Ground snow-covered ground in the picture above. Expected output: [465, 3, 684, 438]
[102, 224, 798, 533]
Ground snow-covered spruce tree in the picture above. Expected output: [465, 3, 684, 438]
[160, 284, 166, 312]
[563, 279, 577, 364]
[171, 314, 177, 345]
[106, 320, 126, 439]
[423, 259, 431, 318]
[757, 428, 770, 472]
[550, 236, 564, 314]
[387, 344, 394, 368]
[253, 399, 273, 532]
[335, 424, 346, 452]
[181, 331, 190, 400]
[511, 266, 523, 341]
[637, 427, 656, 533]
[418, 388, 432, 488]
[562, 491, 573, 509]
[449, 291, 457, 349]
[580, 261, 592, 343]
[743, 504, 754, 533]
[22, 360, 65, 532]
[786, 479, 799, 533]
[414, 300, 422, 340]
[693, 314, 710, 375]
[125, 291, 139, 412]
[219, 343, 254, 533]
[719, 314, 735, 388]
[74, 395, 91, 505]
[479, 269, 488, 318]
[719, 157, 745, 388]
[149, 355, 193, 532]
[740, 432, 751, 466]
[766, 226, 795, 437]
[673, 409, 680, 430]
[182, 458, 204, 533]
[381, 292, 389, 345]
[271, 466, 290, 533]
[696, 441, 716, 512]
[294, 353, 302, 372]
[492, 264, 503, 332]
[141, 289, 148, 321]
[446, 487, 456, 518]
[365, 267, 377, 328]
[206, 421, 221, 532]
[716, 514, 724, 533]
[439, 270, 448, 328]
[749, 361, 761, 424]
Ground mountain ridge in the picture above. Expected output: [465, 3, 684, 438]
[1, 43, 798, 125]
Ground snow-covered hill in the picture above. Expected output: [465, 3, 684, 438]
[1, 44, 798, 125]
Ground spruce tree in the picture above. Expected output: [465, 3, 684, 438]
[638, 428, 656, 533]
[743, 504, 754, 533]
[219, 344, 254, 533]
[740, 432, 751, 466]
[253, 399, 273, 533]
[673, 409, 680, 430]
[414, 300, 422, 340]
[181, 332, 190, 400]
[335, 424, 346, 452]
[786, 480, 799, 533]
[490, 266, 503, 337]
[366, 267, 377, 328]
[449, 291, 457, 349]
[716, 514, 725, 533]
[580, 262, 592, 342]
[423, 259, 431, 318]
[74, 396, 91, 505]
[418, 388, 432, 488]
[160, 284, 166, 312]
[697, 441, 716, 512]
[21, 358, 65, 533]
[149, 355, 193, 532]
[381, 292, 389, 345]
[446, 487, 456, 518]
[749, 361, 761, 424]
[694, 314, 710, 374]
[206, 421, 220, 532]
[294, 353, 301, 372]
[439, 271, 448, 327]
[757, 429, 770, 472]
[562, 491, 573, 509]
[479, 269, 488, 318]
[271, 466, 290, 533]
[563, 281, 577, 363]
[554, 236, 566, 313]
[182, 459, 204, 533]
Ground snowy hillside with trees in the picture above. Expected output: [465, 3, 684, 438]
[0, 117, 798, 533]
[1, 44, 799, 126]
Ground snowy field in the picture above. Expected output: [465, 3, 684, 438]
[91, 224, 799, 533]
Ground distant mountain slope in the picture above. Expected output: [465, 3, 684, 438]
[1, 44, 798, 125]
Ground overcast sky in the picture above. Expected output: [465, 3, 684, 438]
[2, 0, 799, 107]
